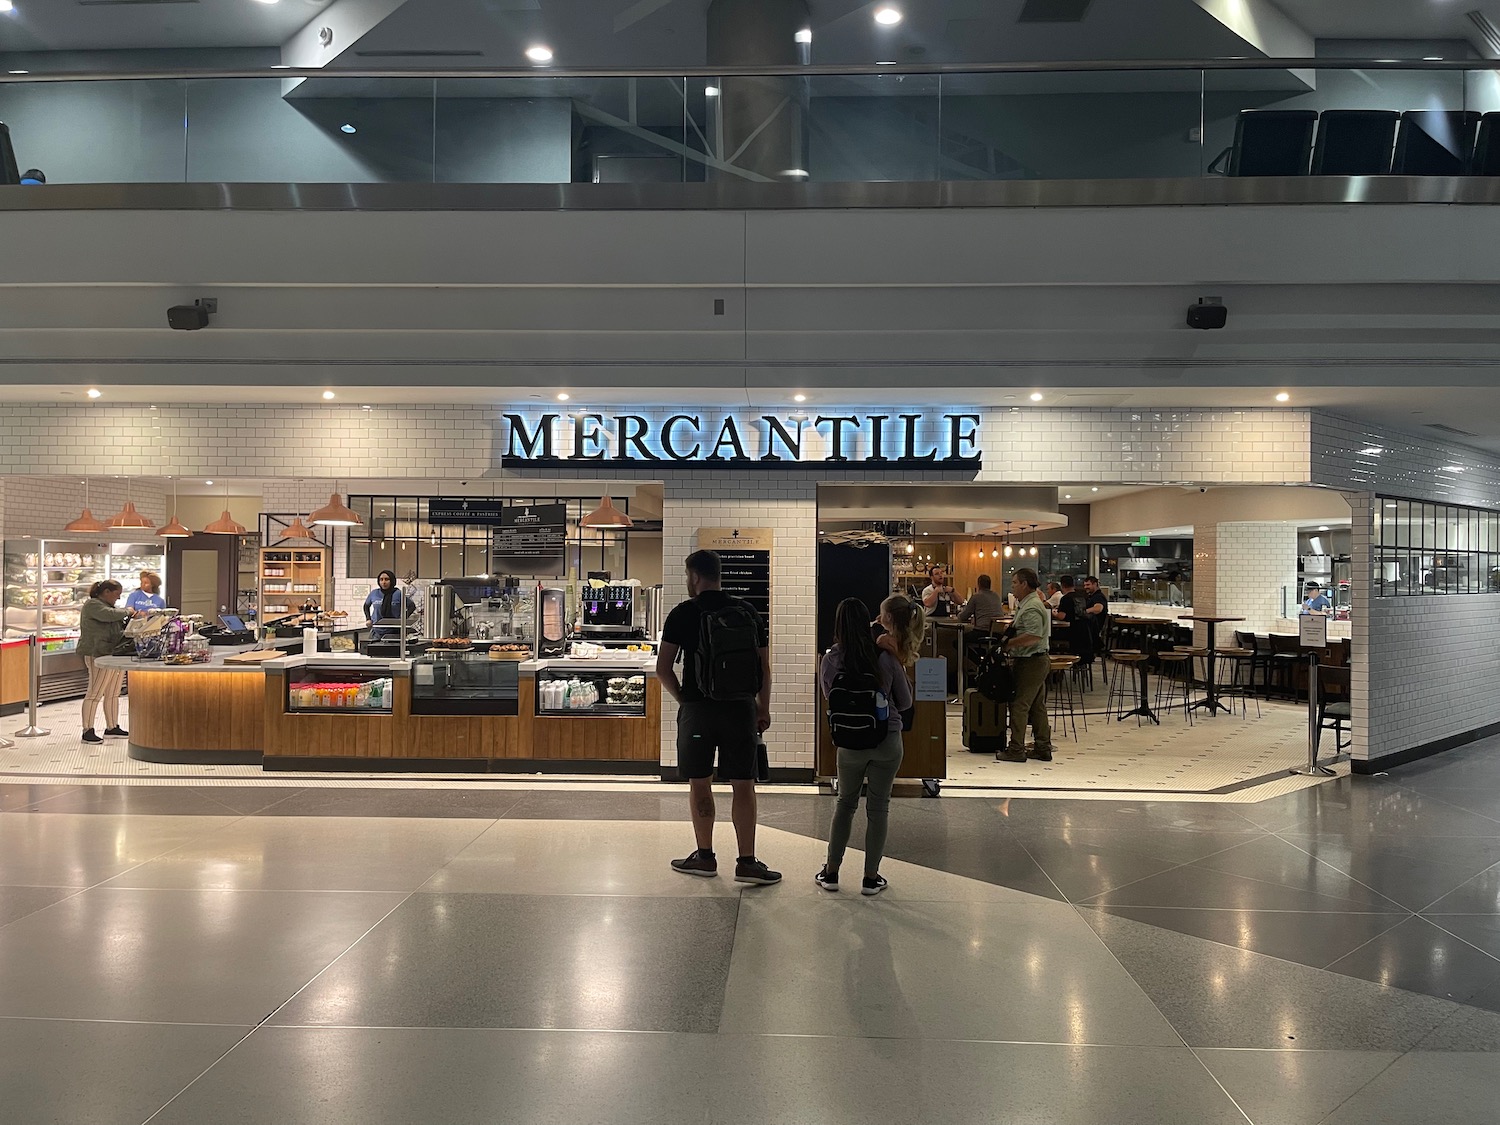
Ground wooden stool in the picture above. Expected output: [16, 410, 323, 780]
[1106, 651, 1157, 725]
[1216, 648, 1262, 718]
[1153, 651, 1196, 723]
[1048, 655, 1081, 741]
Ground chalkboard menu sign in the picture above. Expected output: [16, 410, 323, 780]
[428, 497, 509, 525]
[493, 502, 567, 576]
[697, 528, 772, 633]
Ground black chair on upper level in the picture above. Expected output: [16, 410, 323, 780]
[1213, 110, 1317, 176]
[1394, 110, 1480, 175]
[1312, 110, 1399, 176]
[1472, 112, 1500, 176]
[0, 124, 19, 187]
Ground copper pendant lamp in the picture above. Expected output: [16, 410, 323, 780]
[579, 494, 633, 529]
[156, 477, 192, 538]
[108, 477, 153, 530]
[280, 516, 317, 542]
[204, 482, 247, 535]
[309, 486, 362, 528]
[63, 477, 109, 535]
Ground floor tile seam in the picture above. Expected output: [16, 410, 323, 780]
[140, 1022, 269, 1125]
[1182, 1045, 1256, 1125]
[1415, 856, 1500, 915]
[1066, 902, 1198, 1054]
[1315, 915, 1417, 971]
[1069, 832, 1286, 907]
[711, 892, 743, 1035]
[0, 885, 89, 933]
[67, 814, 254, 894]
[1415, 915, 1500, 971]
[1391, 783, 1500, 830]
[403, 817, 511, 893]
[1086, 906, 1413, 916]
[0, 1014, 256, 1028]
[986, 823, 1071, 904]
[1266, 831, 1411, 911]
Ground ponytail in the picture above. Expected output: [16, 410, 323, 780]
[880, 594, 927, 666]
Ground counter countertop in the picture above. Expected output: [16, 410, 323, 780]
[96, 644, 281, 674]
[523, 656, 657, 677]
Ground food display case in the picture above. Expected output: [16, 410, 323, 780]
[283, 663, 394, 713]
[411, 651, 520, 715]
[108, 543, 166, 590]
[535, 664, 648, 717]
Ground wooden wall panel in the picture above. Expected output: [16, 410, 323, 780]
[0, 643, 30, 707]
[129, 670, 264, 752]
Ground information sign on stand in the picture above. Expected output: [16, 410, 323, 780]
[1299, 612, 1328, 649]
[697, 529, 772, 633]
[914, 657, 947, 703]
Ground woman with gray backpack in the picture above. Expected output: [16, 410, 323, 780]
[816, 597, 916, 896]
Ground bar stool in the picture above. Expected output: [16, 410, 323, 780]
[1234, 630, 1270, 695]
[1153, 650, 1196, 723]
[1048, 654, 1081, 741]
[1106, 651, 1154, 725]
[1268, 632, 1302, 700]
[1216, 647, 1262, 719]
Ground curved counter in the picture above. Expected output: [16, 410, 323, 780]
[98, 648, 274, 764]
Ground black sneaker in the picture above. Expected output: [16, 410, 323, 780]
[862, 874, 889, 897]
[671, 849, 718, 878]
[104, 727, 129, 738]
[995, 749, 1027, 763]
[814, 865, 839, 892]
[81, 729, 103, 744]
[1027, 746, 1053, 762]
[734, 857, 782, 886]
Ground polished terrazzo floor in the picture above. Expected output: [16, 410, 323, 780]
[1, 737, 1498, 1124]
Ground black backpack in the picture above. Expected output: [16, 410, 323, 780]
[695, 600, 763, 702]
[970, 646, 1016, 704]
[827, 666, 890, 751]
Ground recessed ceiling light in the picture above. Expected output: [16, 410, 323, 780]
[205, 480, 214, 486]
[875, 60, 897, 65]
[8, 70, 27, 75]
[874, 6, 902, 25]
[1360, 446, 1384, 455]
[1091, 487, 1099, 492]
[793, 393, 807, 403]
[704, 85, 720, 97]
[322, 390, 336, 400]
[250, 0, 279, 5]
[556, 392, 570, 401]
[1064, 494, 1072, 499]
[795, 27, 812, 43]
[1029, 392, 1043, 402]
[1317, 525, 1330, 531]
[0, 2, 15, 12]
[340, 123, 356, 134]
[1275, 392, 1290, 402]
[362, 404, 372, 410]
[783, 168, 810, 178]
[86, 388, 101, 399]
[271, 64, 292, 70]
[525, 45, 554, 62]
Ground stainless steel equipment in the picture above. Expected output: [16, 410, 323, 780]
[636, 584, 664, 640]
[536, 586, 568, 656]
[426, 584, 457, 640]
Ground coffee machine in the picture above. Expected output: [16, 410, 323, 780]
[579, 583, 638, 637]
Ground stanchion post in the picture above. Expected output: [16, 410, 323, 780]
[1291, 649, 1334, 777]
[14, 634, 51, 738]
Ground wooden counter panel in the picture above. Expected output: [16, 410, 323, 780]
[129, 669, 264, 753]
[528, 680, 660, 761]
[0, 644, 29, 708]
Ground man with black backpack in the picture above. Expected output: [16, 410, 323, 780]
[657, 550, 780, 885]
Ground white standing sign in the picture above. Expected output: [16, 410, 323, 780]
[914, 657, 947, 702]
[1299, 613, 1328, 648]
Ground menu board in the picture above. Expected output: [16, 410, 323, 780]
[697, 528, 772, 633]
[493, 503, 567, 576]
[428, 497, 508, 525]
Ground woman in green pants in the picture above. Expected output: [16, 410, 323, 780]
[816, 597, 916, 896]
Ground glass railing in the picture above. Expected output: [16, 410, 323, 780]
[3, 61, 1500, 190]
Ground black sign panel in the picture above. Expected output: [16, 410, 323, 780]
[718, 549, 771, 631]
[492, 502, 567, 577]
[428, 497, 509, 526]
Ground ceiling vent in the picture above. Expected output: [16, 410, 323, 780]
[1018, 0, 1093, 22]
[77, 0, 198, 6]
[354, 49, 485, 58]
[1467, 10, 1500, 56]
[1426, 422, 1482, 438]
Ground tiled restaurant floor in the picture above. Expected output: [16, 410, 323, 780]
[0, 737, 1497, 1124]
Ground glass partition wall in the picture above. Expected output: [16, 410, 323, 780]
[1374, 498, 1500, 597]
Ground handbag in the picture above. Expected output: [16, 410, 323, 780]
[971, 651, 1016, 704]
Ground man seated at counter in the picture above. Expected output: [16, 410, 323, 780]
[1083, 575, 1109, 648]
[1053, 574, 1094, 663]
[1044, 581, 1062, 610]
[956, 574, 1005, 632]
[1301, 581, 1333, 616]
[921, 564, 956, 618]
[363, 569, 411, 641]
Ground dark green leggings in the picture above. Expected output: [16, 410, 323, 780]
[826, 729, 906, 877]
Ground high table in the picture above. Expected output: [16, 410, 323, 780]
[1178, 615, 1245, 716]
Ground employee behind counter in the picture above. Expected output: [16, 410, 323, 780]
[363, 569, 413, 641]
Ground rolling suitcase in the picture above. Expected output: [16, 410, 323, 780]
[963, 688, 1007, 754]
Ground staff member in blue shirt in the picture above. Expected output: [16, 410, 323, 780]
[363, 570, 409, 640]
[1302, 581, 1332, 615]
[125, 570, 166, 613]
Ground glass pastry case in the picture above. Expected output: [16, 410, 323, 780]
[411, 651, 520, 715]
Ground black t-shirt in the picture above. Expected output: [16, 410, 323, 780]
[1084, 590, 1109, 633]
[1057, 591, 1093, 655]
[661, 590, 769, 702]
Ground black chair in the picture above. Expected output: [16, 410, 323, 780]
[1312, 110, 1399, 176]
[0, 123, 19, 187]
[1394, 110, 1480, 175]
[1214, 110, 1317, 176]
[1316, 664, 1352, 752]
[1471, 112, 1500, 176]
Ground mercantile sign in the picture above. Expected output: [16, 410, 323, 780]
[500, 411, 982, 468]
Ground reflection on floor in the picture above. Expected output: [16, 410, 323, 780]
[0, 736, 1497, 1125]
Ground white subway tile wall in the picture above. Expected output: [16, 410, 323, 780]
[1211, 522, 1301, 636]
[3, 477, 167, 539]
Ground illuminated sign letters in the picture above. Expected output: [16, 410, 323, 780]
[500, 412, 982, 469]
